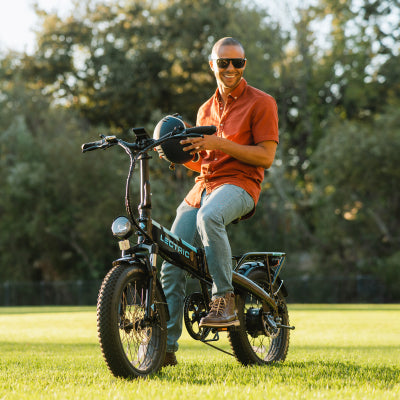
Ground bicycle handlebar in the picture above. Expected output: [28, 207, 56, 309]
[80, 124, 217, 241]
[81, 135, 120, 153]
[81, 125, 217, 154]
[81, 140, 104, 152]
[185, 125, 216, 136]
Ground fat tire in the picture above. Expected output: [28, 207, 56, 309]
[229, 268, 290, 365]
[97, 264, 167, 378]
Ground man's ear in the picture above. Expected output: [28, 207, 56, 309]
[209, 59, 214, 71]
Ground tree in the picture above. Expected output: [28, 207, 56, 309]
[309, 106, 400, 299]
[0, 76, 128, 281]
[2, 0, 400, 303]
[20, 0, 285, 127]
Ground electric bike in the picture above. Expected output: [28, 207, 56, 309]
[81, 119, 294, 378]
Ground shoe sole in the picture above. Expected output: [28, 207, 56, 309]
[199, 319, 240, 328]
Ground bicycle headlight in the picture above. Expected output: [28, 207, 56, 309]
[111, 217, 133, 239]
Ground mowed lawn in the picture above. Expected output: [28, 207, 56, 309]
[0, 304, 399, 399]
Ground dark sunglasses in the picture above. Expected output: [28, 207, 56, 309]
[213, 58, 247, 69]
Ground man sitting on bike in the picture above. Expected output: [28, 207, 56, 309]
[160, 37, 279, 366]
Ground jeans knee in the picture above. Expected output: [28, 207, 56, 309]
[197, 206, 223, 231]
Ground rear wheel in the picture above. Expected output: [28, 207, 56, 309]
[97, 264, 167, 378]
[229, 269, 290, 365]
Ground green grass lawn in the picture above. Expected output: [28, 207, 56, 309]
[0, 304, 399, 399]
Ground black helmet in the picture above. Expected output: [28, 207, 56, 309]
[153, 115, 193, 164]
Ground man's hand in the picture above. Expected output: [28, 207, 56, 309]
[180, 135, 220, 154]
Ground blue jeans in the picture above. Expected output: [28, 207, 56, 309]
[160, 184, 254, 353]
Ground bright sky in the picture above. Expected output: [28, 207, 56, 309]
[0, 0, 72, 54]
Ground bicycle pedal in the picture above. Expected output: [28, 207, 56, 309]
[227, 324, 241, 332]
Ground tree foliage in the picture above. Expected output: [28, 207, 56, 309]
[310, 107, 400, 277]
[0, 78, 127, 281]
[1, 0, 400, 301]
[21, 0, 283, 128]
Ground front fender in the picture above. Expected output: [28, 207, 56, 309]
[111, 258, 170, 321]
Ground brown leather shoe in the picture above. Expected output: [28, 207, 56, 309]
[199, 292, 239, 328]
[162, 351, 178, 367]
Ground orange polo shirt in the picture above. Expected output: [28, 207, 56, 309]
[184, 79, 279, 216]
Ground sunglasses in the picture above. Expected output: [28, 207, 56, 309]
[213, 58, 247, 69]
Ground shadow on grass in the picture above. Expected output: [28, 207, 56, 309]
[2, 341, 398, 389]
[156, 358, 399, 388]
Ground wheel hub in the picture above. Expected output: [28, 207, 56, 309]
[246, 307, 280, 338]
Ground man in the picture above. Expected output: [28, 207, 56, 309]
[160, 37, 279, 366]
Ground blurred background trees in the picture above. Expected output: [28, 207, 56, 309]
[1, 0, 399, 302]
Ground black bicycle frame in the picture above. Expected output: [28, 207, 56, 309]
[119, 147, 283, 318]
[81, 127, 287, 324]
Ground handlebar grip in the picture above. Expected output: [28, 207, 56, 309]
[81, 140, 103, 152]
[185, 125, 217, 136]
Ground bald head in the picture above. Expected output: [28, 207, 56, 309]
[211, 37, 245, 59]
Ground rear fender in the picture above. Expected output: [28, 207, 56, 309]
[232, 271, 277, 312]
[237, 262, 288, 297]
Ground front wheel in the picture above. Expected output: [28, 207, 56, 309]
[97, 264, 167, 378]
[229, 268, 290, 365]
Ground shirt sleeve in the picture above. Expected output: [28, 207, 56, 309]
[252, 95, 279, 144]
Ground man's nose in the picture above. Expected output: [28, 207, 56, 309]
[226, 61, 235, 71]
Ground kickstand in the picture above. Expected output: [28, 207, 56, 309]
[200, 330, 235, 357]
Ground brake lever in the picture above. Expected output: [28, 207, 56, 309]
[103, 135, 118, 143]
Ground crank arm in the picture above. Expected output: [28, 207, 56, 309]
[276, 323, 295, 330]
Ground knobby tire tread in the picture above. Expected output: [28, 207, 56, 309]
[228, 268, 290, 365]
[97, 264, 167, 378]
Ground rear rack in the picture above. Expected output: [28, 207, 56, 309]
[233, 251, 286, 287]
